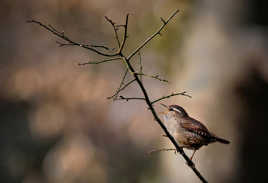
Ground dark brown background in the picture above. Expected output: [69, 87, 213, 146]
[1, 0, 267, 182]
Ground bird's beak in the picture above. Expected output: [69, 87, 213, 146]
[160, 103, 169, 109]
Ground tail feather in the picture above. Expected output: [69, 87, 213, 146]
[214, 136, 230, 144]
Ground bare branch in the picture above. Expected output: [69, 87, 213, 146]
[56, 41, 110, 50]
[151, 91, 192, 105]
[118, 14, 129, 54]
[109, 69, 129, 99]
[118, 69, 129, 87]
[27, 20, 119, 57]
[119, 69, 129, 86]
[90, 44, 110, 50]
[105, 16, 121, 48]
[138, 52, 143, 81]
[107, 78, 136, 100]
[78, 57, 122, 66]
[117, 16, 134, 75]
[48, 24, 63, 34]
[115, 24, 125, 28]
[117, 95, 146, 101]
[126, 9, 180, 61]
[135, 73, 168, 83]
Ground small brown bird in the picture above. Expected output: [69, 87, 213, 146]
[161, 104, 230, 160]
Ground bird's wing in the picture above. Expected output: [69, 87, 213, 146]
[180, 117, 212, 138]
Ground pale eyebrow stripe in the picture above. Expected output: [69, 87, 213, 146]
[173, 108, 182, 113]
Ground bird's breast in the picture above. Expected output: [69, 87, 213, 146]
[162, 112, 180, 135]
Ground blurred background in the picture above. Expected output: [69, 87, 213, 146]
[1, 0, 268, 183]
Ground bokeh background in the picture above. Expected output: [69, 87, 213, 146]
[1, 0, 268, 183]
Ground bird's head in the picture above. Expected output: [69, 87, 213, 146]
[161, 104, 188, 117]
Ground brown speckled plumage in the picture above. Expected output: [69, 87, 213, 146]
[162, 104, 230, 159]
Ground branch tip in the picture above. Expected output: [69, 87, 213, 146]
[151, 91, 191, 105]
[78, 57, 122, 66]
[28, 19, 119, 57]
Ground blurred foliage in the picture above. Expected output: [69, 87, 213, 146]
[1, 0, 267, 183]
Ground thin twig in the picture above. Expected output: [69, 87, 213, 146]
[151, 91, 192, 105]
[135, 73, 168, 83]
[126, 9, 180, 61]
[110, 69, 129, 99]
[119, 69, 129, 87]
[115, 24, 125, 28]
[48, 24, 63, 34]
[90, 44, 110, 50]
[78, 57, 122, 65]
[118, 14, 129, 54]
[138, 52, 143, 82]
[27, 20, 119, 57]
[117, 14, 134, 75]
[117, 96, 146, 101]
[105, 16, 121, 48]
[56, 41, 110, 50]
[107, 79, 136, 100]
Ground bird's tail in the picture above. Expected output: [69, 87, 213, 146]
[214, 136, 230, 144]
